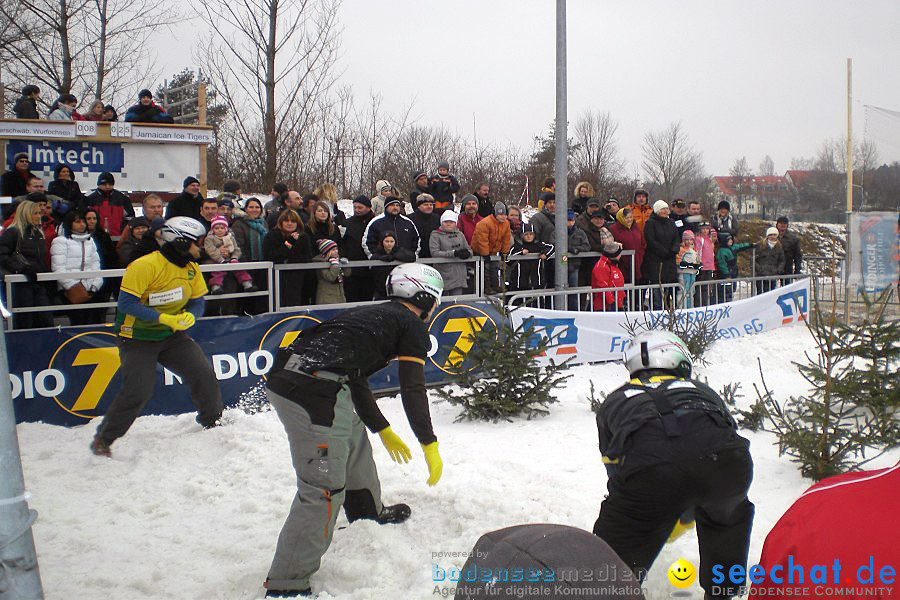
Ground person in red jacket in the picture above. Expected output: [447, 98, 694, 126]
[591, 241, 626, 311]
[84, 172, 135, 236]
[755, 461, 899, 600]
[456, 194, 483, 245]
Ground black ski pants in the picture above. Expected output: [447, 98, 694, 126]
[593, 447, 754, 598]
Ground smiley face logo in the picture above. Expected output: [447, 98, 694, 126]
[667, 558, 696, 588]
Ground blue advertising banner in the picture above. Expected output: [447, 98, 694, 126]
[6, 140, 125, 175]
[8, 302, 500, 427]
[849, 212, 900, 294]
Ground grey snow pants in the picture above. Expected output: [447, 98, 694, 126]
[266, 376, 383, 592]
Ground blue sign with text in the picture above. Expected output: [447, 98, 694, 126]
[7, 140, 125, 174]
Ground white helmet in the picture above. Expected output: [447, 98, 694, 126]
[386, 263, 444, 313]
[160, 216, 206, 244]
[623, 330, 693, 378]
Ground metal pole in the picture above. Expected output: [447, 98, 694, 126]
[0, 305, 45, 599]
[553, 0, 569, 310]
[845, 58, 852, 322]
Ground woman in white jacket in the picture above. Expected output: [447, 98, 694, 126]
[51, 210, 105, 325]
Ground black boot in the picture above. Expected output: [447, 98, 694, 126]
[376, 503, 411, 525]
[265, 589, 312, 598]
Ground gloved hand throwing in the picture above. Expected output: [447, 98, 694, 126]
[378, 427, 412, 463]
[159, 312, 196, 331]
[421, 441, 442, 486]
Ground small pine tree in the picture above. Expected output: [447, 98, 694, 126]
[754, 288, 899, 480]
[436, 301, 573, 422]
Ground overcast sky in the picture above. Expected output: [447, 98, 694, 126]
[163, 0, 900, 176]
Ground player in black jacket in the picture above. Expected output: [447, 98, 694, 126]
[593, 331, 754, 600]
[263, 263, 445, 598]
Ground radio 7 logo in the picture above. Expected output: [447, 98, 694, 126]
[776, 288, 808, 324]
[524, 317, 578, 356]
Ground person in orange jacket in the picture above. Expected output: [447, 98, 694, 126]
[591, 241, 626, 311]
[627, 188, 653, 233]
[471, 201, 512, 294]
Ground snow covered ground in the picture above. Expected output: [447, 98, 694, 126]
[16, 323, 898, 600]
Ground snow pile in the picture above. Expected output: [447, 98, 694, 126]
[17, 325, 898, 599]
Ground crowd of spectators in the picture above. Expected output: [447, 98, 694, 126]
[0, 149, 806, 328]
[11, 84, 174, 123]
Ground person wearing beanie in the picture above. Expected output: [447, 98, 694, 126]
[127, 217, 168, 264]
[473, 183, 493, 218]
[592, 240, 626, 312]
[84, 171, 135, 237]
[575, 200, 615, 288]
[676, 230, 700, 308]
[429, 210, 471, 296]
[627, 188, 653, 232]
[313, 237, 351, 304]
[102, 104, 118, 121]
[408, 170, 431, 206]
[715, 231, 754, 302]
[429, 161, 460, 211]
[203, 215, 257, 295]
[370, 179, 393, 215]
[124, 88, 174, 123]
[456, 194, 483, 245]
[565, 207, 591, 308]
[537, 177, 555, 211]
[572, 181, 595, 215]
[642, 198, 680, 308]
[775, 215, 803, 278]
[116, 216, 150, 265]
[1, 152, 35, 200]
[362, 195, 420, 260]
[165, 176, 204, 221]
[754, 226, 785, 294]
[408, 193, 442, 259]
[471, 200, 512, 294]
[508, 222, 554, 294]
[13, 85, 41, 119]
[712, 199, 738, 237]
[339, 195, 377, 301]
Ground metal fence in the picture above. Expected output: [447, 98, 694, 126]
[2, 252, 895, 330]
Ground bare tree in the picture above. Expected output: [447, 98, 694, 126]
[642, 121, 703, 201]
[197, 0, 341, 191]
[759, 155, 775, 176]
[729, 156, 752, 214]
[571, 109, 623, 197]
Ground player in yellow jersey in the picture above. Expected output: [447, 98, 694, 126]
[91, 216, 222, 457]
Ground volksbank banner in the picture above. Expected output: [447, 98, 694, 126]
[848, 211, 899, 294]
[5, 140, 201, 192]
[510, 279, 810, 365]
[8, 302, 500, 427]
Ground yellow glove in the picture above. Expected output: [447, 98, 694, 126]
[158, 312, 195, 331]
[421, 442, 443, 486]
[378, 427, 411, 463]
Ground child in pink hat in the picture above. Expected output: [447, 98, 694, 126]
[204, 215, 258, 294]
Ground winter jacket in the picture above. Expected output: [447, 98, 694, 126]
[48, 165, 85, 217]
[116, 237, 140, 266]
[1, 169, 34, 201]
[203, 231, 242, 264]
[164, 191, 203, 221]
[474, 192, 493, 218]
[566, 225, 591, 272]
[676, 246, 700, 274]
[508, 238, 554, 291]
[314, 254, 349, 304]
[627, 202, 653, 232]
[711, 213, 739, 237]
[0, 224, 47, 275]
[609, 221, 644, 285]
[128, 230, 162, 263]
[341, 210, 374, 261]
[591, 255, 626, 309]
[408, 208, 442, 259]
[306, 219, 342, 253]
[230, 209, 269, 263]
[48, 105, 76, 120]
[471, 215, 511, 256]
[641, 212, 680, 284]
[529, 208, 557, 246]
[124, 102, 174, 123]
[779, 230, 803, 275]
[13, 96, 39, 119]
[429, 173, 460, 210]
[755, 240, 785, 277]
[429, 228, 471, 291]
[694, 233, 716, 272]
[362, 212, 420, 258]
[50, 232, 103, 292]
[85, 188, 134, 236]
[91, 227, 118, 269]
[716, 243, 753, 279]
[572, 182, 595, 215]
[263, 228, 312, 308]
[457, 212, 483, 245]
[576, 212, 614, 252]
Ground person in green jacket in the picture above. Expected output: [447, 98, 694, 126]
[715, 232, 753, 303]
